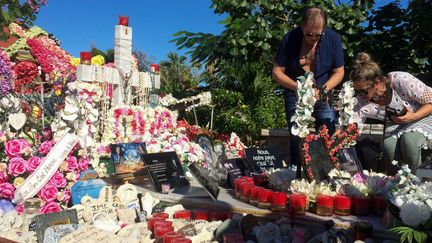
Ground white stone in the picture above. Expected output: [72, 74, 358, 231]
[92, 213, 121, 233]
[164, 204, 185, 219]
[142, 192, 159, 217]
[116, 184, 138, 204]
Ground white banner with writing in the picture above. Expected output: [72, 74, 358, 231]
[13, 133, 79, 204]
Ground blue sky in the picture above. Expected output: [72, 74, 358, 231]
[34, 0, 405, 63]
[34, 0, 226, 63]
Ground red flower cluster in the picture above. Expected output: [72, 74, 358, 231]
[12, 61, 39, 93]
[27, 36, 75, 79]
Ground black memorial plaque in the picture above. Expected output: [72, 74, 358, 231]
[222, 158, 255, 187]
[336, 147, 363, 176]
[188, 162, 220, 201]
[141, 152, 189, 192]
[300, 137, 335, 182]
[245, 148, 285, 173]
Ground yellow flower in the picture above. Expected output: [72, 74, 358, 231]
[14, 177, 25, 187]
[91, 55, 105, 66]
[71, 57, 81, 66]
[241, 104, 248, 109]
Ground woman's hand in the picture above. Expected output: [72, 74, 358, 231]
[391, 106, 417, 124]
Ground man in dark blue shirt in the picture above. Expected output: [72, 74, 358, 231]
[272, 7, 345, 167]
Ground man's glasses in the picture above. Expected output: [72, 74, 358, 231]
[305, 32, 324, 37]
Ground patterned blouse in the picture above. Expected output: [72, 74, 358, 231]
[353, 71, 432, 144]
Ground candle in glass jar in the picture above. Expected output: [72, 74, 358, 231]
[118, 16, 129, 26]
[234, 178, 245, 198]
[150, 64, 159, 73]
[240, 183, 254, 203]
[250, 186, 263, 206]
[154, 225, 174, 241]
[194, 210, 209, 221]
[80, 52, 92, 65]
[241, 176, 254, 183]
[152, 212, 169, 219]
[271, 192, 287, 212]
[164, 232, 183, 243]
[174, 210, 192, 220]
[351, 196, 371, 216]
[334, 195, 351, 216]
[253, 174, 268, 187]
[154, 220, 173, 230]
[290, 193, 307, 214]
[316, 195, 334, 216]
[258, 189, 273, 209]
[147, 217, 165, 232]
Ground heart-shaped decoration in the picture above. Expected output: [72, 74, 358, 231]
[8, 113, 27, 131]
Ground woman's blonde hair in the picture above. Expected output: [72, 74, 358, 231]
[350, 52, 387, 85]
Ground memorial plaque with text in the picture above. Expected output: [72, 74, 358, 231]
[188, 162, 220, 201]
[33, 209, 78, 243]
[222, 158, 256, 187]
[245, 148, 284, 173]
[141, 152, 189, 192]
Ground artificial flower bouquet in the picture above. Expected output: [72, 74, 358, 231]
[0, 131, 88, 214]
[290, 179, 336, 211]
[388, 161, 432, 242]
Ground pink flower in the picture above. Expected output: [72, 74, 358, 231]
[4, 139, 23, 158]
[26, 156, 42, 173]
[7, 157, 26, 176]
[38, 141, 53, 155]
[62, 189, 71, 203]
[15, 203, 24, 215]
[0, 183, 15, 200]
[38, 184, 58, 202]
[77, 157, 89, 171]
[49, 171, 67, 188]
[0, 172, 9, 183]
[66, 156, 78, 171]
[353, 173, 365, 183]
[39, 201, 61, 214]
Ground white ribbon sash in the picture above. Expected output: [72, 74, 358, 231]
[13, 133, 79, 204]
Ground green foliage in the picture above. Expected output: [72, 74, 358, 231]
[360, 1, 431, 82]
[0, 0, 47, 41]
[160, 52, 200, 99]
[390, 226, 429, 243]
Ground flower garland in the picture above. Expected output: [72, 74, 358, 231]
[301, 133, 319, 179]
[291, 72, 317, 138]
[223, 132, 246, 159]
[160, 92, 212, 111]
[290, 179, 336, 204]
[0, 50, 13, 96]
[336, 81, 357, 127]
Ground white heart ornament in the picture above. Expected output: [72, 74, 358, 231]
[8, 113, 26, 130]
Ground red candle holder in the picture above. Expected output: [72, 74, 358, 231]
[147, 217, 166, 232]
[155, 225, 174, 241]
[240, 183, 254, 203]
[174, 210, 192, 220]
[164, 232, 183, 243]
[334, 195, 351, 216]
[118, 16, 129, 26]
[150, 63, 159, 73]
[290, 193, 307, 215]
[252, 174, 268, 187]
[371, 195, 387, 216]
[271, 192, 287, 212]
[154, 220, 173, 231]
[152, 212, 169, 219]
[80, 52, 92, 65]
[250, 186, 263, 206]
[234, 178, 244, 198]
[316, 195, 334, 216]
[209, 211, 231, 221]
[223, 233, 244, 243]
[257, 189, 273, 209]
[194, 210, 209, 221]
[171, 238, 192, 243]
[351, 196, 371, 216]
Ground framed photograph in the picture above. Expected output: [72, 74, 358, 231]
[195, 134, 216, 167]
[110, 142, 147, 174]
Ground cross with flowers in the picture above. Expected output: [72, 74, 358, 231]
[76, 23, 160, 106]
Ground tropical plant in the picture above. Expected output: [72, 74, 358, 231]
[0, 0, 47, 41]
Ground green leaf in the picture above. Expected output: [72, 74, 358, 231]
[238, 38, 247, 46]
[401, 231, 408, 243]
[229, 47, 239, 56]
[407, 231, 413, 243]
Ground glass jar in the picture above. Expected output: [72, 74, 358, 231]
[24, 198, 42, 232]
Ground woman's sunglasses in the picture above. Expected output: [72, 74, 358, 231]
[354, 85, 374, 97]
